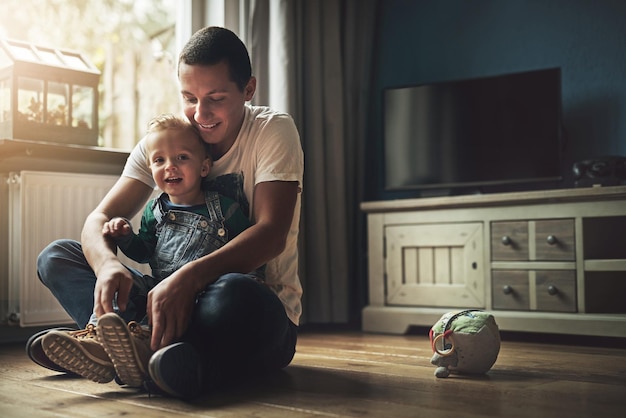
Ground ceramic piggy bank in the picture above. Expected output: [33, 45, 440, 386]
[429, 310, 501, 378]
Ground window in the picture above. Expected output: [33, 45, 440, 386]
[0, 0, 179, 150]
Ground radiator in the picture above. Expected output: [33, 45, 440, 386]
[6, 170, 149, 327]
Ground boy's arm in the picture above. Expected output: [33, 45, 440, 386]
[82, 176, 154, 317]
[111, 207, 158, 264]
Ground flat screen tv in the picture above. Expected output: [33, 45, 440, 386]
[383, 68, 564, 196]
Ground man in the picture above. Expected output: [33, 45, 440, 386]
[29, 26, 304, 399]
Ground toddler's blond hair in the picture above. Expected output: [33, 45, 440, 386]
[145, 113, 211, 165]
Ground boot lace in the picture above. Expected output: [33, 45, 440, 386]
[71, 323, 97, 339]
[128, 321, 151, 340]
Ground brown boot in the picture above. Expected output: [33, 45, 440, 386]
[41, 324, 115, 383]
[97, 313, 154, 388]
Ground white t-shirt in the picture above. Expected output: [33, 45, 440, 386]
[122, 105, 304, 325]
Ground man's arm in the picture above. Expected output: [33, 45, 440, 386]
[147, 180, 299, 350]
[81, 176, 154, 317]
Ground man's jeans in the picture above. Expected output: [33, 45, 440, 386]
[37, 239, 297, 384]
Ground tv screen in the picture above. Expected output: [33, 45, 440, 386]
[383, 68, 564, 195]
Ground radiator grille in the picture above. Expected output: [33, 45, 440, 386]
[7, 171, 147, 327]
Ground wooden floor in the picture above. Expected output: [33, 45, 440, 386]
[1, 329, 625, 417]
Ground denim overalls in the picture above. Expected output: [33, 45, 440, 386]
[150, 190, 229, 280]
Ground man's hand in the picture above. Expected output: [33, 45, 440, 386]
[102, 217, 132, 238]
[147, 267, 199, 350]
[93, 259, 135, 316]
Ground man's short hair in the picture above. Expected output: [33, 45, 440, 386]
[178, 26, 252, 92]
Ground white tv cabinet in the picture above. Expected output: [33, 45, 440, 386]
[361, 186, 626, 337]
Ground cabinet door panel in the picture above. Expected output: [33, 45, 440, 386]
[385, 223, 484, 307]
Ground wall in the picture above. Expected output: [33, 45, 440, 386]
[366, 0, 626, 201]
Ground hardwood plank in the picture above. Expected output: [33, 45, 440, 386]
[1, 331, 625, 418]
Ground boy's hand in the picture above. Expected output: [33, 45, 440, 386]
[102, 217, 132, 238]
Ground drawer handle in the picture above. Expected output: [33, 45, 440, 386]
[547, 285, 559, 296]
[546, 235, 558, 245]
[502, 285, 513, 295]
[501, 236, 512, 246]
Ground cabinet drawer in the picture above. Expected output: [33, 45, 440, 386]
[492, 221, 528, 261]
[492, 271, 530, 310]
[493, 270, 577, 312]
[535, 270, 577, 312]
[535, 219, 575, 261]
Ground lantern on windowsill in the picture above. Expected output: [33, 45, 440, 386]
[0, 39, 100, 146]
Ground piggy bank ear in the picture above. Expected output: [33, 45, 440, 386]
[432, 331, 455, 356]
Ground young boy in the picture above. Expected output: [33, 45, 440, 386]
[103, 113, 256, 282]
[32, 26, 303, 399]
[41, 113, 260, 388]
